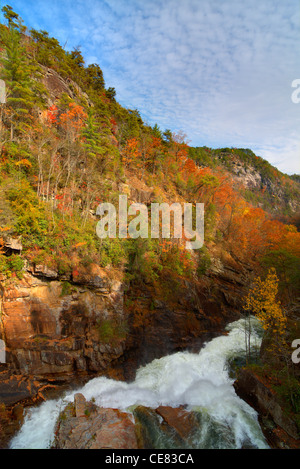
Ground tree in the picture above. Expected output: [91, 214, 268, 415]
[81, 110, 112, 175]
[243, 268, 287, 340]
[162, 129, 173, 145]
[85, 63, 105, 91]
[1, 5, 19, 28]
[69, 47, 85, 68]
[30, 29, 68, 72]
[0, 25, 36, 139]
[122, 137, 141, 168]
[170, 130, 189, 162]
[152, 123, 162, 139]
[105, 87, 116, 101]
[261, 248, 300, 304]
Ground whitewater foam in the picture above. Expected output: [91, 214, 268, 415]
[10, 317, 268, 449]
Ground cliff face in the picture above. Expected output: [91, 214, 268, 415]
[230, 159, 300, 214]
[0, 263, 126, 404]
[234, 368, 300, 449]
[0, 242, 247, 408]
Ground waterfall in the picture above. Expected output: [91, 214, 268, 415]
[9, 317, 268, 449]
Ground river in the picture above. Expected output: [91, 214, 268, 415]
[9, 317, 269, 449]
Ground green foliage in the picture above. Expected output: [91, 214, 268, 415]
[175, 172, 186, 191]
[1, 27, 35, 130]
[248, 362, 300, 428]
[188, 146, 215, 168]
[1, 5, 19, 28]
[152, 124, 162, 139]
[96, 317, 128, 344]
[85, 63, 105, 91]
[125, 237, 194, 287]
[6, 180, 48, 241]
[274, 376, 300, 416]
[290, 174, 300, 183]
[105, 87, 116, 101]
[204, 202, 217, 237]
[60, 281, 74, 296]
[261, 248, 300, 299]
[81, 110, 116, 174]
[125, 238, 162, 284]
[99, 238, 126, 267]
[197, 246, 212, 276]
[0, 253, 24, 279]
[161, 244, 193, 278]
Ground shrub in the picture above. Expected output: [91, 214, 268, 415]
[99, 238, 126, 267]
[96, 317, 128, 344]
[197, 247, 211, 276]
[0, 254, 24, 279]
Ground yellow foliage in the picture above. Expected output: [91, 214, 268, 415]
[244, 268, 286, 337]
[15, 158, 32, 168]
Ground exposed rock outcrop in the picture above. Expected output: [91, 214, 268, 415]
[40, 66, 92, 107]
[234, 368, 300, 449]
[0, 248, 246, 396]
[133, 405, 200, 449]
[0, 248, 249, 448]
[0, 265, 127, 405]
[53, 394, 138, 449]
[4, 237, 23, 254]
[53, 395, 205, 449]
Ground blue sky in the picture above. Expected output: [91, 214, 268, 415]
[2, 0, 300, 174]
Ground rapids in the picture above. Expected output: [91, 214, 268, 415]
[10, 317, 269, 449]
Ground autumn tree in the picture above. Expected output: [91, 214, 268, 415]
[122, 137, 141, 168]
[170, 130, 189, 162]
[44, 101, 87, 213]
[244, 268, 287, 341]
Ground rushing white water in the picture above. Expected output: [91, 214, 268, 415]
[10, 317, 269, 449]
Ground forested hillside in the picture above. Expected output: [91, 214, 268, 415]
[0, 5, 299, 448]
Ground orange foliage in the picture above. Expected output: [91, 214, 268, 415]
[47, 105, 58, 124]
[122, 137, 141, 167]
[59, 102, 87, 136]
[46, 102, 87, 140]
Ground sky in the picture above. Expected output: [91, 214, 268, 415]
[2, 0, 300, 174]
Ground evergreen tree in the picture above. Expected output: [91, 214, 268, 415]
[0, 25, 36, 138]
[1, 4, 19, 28]
[85, 63, 105, 91]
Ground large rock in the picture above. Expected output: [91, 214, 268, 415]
[0, 371, 39, 406]
[53, 402, 205, 449]
[53, 394, 138, 449]
[133, 406, 199, 449]
[130, 187, 155, 205]
[156, 406, 199, 441]
[4, 237, 22, 253]
[71, 263, 111, 291]
[30, 264, 58, 279]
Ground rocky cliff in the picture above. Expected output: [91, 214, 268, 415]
[0, 239, 247, 447]
[234, 368, 300, 449]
